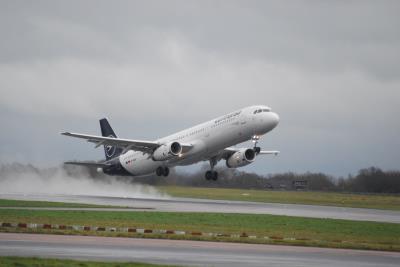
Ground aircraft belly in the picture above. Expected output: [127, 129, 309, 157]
[120, 151, 161, 176]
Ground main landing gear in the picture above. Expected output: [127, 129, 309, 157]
[156, 166, 170, 177]
[205, 158, 218, 181]
[205, 170, 218, 181]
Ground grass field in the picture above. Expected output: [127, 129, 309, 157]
[160, 186, 400, 210]
[1, 209, 399, 251]
[0, 257, 178, 267]
[0, 199, 126, 209]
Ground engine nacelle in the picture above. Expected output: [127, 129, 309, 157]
[226, 148, 256, 168]
[152, 142, 182, 161]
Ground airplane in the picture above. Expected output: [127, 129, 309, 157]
[61, 105, 280, 180]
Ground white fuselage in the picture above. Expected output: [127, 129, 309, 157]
[119, 105, 279, 176]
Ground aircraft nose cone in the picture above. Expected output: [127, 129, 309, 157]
[269, 112, 280, 129]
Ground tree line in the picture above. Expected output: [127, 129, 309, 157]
[127, 166, 400, 193]
[1, 163, 400, 193]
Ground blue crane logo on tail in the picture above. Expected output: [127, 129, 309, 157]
[105, 135, 116, 158]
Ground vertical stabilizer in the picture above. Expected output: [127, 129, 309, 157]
[99, 118, 123, 161]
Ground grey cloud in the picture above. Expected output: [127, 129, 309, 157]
[2, 1, 400, 79]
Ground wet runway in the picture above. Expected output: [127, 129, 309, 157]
[0, 233, 399, 267]
[1, 193, 400, 223]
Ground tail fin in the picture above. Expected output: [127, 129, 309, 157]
[100, 118, 123, 161]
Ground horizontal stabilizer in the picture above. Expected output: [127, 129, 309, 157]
[64, 161, 110, 167]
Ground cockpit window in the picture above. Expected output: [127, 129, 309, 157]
[254, 108, 271, 114]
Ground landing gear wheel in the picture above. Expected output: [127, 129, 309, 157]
[163, 167, 170, 177]
[205, 170, 218, 181]
[205, 157, 219, 181]
[254, 146, 261, 154]
[211, 171, 218, 181]
[156, 166, 170, 177]
[156, 167, 164, 176]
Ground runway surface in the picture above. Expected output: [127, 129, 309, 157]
[0, 233, 399, 267]
[1, 193, 400, 223]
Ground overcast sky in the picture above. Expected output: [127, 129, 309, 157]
[0, 1, 399, 176]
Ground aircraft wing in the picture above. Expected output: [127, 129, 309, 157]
[61, 132, 160, 153]
[220, 147, 238, 159]
[61, 132, 193, 153]
[258, 150, 280, 155]
[221, 147, 279, 159]
[64, 161, 110, 167]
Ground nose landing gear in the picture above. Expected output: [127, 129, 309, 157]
[252, 135, 261, 154]
[205, 158, 218, 181]
[156, 166, 170, 177]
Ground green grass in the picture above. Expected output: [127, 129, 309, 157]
[0, 199, 126, 209]
[160, 186, 400, 210]
[1, 209, 400, 251]
[0, 257, 178, 267]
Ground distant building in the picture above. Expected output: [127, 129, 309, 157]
[279, 184, 287, 190]
[264, 183, 273, 189]
[292, 180, 308, 190]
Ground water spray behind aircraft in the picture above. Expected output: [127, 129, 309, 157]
[0, 163, 169, 199]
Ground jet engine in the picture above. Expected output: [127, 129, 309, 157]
[152, 141, 182, 161]
[226, 148, 256, 168]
